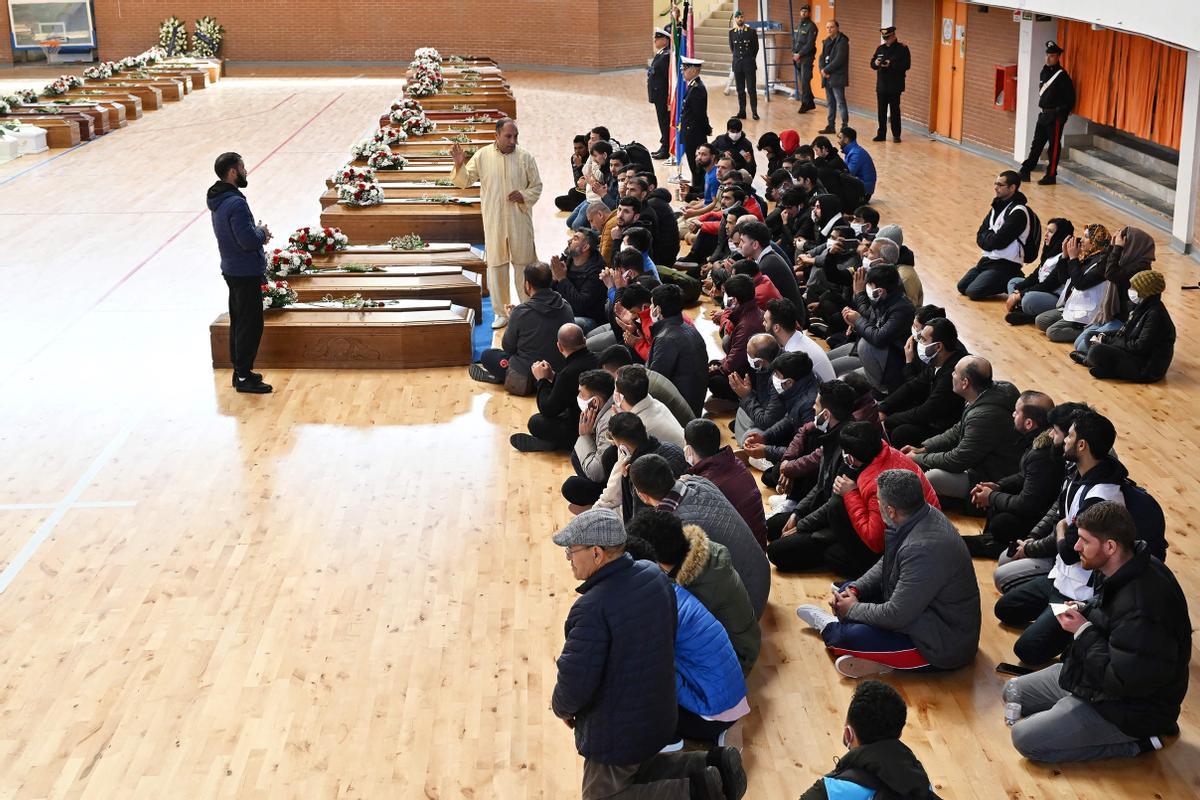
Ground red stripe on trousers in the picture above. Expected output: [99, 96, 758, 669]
[1048, 118, 1063, 178]
[827, 645, 930, 670]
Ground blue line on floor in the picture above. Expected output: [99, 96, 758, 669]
[0, 139, 91, 189]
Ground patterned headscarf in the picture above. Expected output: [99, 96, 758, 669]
[1080, 223, 1110, 257]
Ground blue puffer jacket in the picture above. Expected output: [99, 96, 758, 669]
[207, 181, 267, 277]
[673, 584, 747, 717]
[552, 555, 678, 765]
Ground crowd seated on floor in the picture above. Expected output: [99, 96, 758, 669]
[475, 123, 1189, 796]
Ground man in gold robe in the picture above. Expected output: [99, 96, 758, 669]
[452, 119, 543, 328]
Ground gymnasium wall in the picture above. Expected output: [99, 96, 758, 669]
[893, 0, 935, 130]
[89, 1, 650, 70]
[0, 7, 12, 67]
[960, 6, 1019, 153]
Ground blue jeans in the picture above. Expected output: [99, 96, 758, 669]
[826, 85, 848, 128]
[566, 199, 591, 230]
[1020, 291, 1059, 317]
[1073, 319, 1123, 354]
[821, 620, 932, 670]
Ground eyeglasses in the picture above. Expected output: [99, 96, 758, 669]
[565, 546, 593, 560]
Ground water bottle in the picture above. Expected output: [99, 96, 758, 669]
[1003, 679, 1021, 727]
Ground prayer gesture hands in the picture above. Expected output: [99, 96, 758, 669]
[1062, 235, 1080, 260]
[728, 371, 753, 398]
[830, 586, 858, 618]
[852, 266, 868, 294]
[550, 255, 568, 281]
[578, 401, 598, 436]
[531, 360, 555, 382]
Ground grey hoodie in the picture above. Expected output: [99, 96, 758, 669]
[500, 288, 574, 377]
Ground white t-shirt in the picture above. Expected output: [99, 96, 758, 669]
[785, 330, 836, 382]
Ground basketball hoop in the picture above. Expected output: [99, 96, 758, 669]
[36, 38, 63, 64]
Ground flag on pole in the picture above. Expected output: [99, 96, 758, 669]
[667, 1, 693, 167]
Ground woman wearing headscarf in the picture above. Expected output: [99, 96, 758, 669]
[1033, 222, 1111, 343]
[1004, 217, 1073, 324]
[1082, 269, 1175, 383]
[1070, 225, 1156, 356]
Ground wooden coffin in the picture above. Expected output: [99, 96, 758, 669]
[319, 183, 480, 209]
[163, 58, 223, 82]
[41, 101, 126, 129]
[29, 104, 110, 135]
[209, 300, 475, 369]
[386, 138, 494, 155]
[121, 74, 190, 97]
[416, 95, 517, 118]
[6, 112, 93, 143]
[96, 78, 181, 103]
[326, 167, 457, 189]
[319, 202, 484, 245]
[66, 90, 144, 119]
[146, 67, 209, 89]
[82, 81, 164, 109]
[310, 246, 488, 295]
[378, 119, 498, 137]
[422, 108, 506, 122]
[284, 266, 483, 318]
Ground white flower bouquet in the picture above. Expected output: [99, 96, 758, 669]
[414, 47, 442, 63]
[331, 165, 376, 185]
[262, 280, 299, 309]
[351, 138, 388, 160]
[84, 63, 113, 80]
[267, 248, 313, 277]
[338, 181, 385, 207]
[373, 126, 408, 147]
[367, 149, 408, 171]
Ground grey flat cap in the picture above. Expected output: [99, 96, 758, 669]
[552, 508, 627, 548]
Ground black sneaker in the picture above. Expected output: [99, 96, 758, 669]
[1069, 350, 1090, 365]
[468, 363, 503, 384]
[872, 134, 886, 142]
[1037, 175, 1057, 185]
[707, 747, 747, 800]
[736, 112, 746, 120]
[751, 111, 760, 120]
[510, 433, 557, 452]
[963, 534, 1007, 559]
[231, 371, 263, 387]
[234, 377, 272, 394]
[892, 136, 902, 143]
[1005, 311, 1035, 326]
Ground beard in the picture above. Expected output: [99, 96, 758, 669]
[235, 174, 248, 188]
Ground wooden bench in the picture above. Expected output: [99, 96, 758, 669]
[209, 300, 475, 369]
[284, 265, 483, 318]
[319, 201, 484, 245]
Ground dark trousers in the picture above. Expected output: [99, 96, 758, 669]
[766, 503, 877, 577]
[555, 187, 585, 212]
[957, 257, 1022, 301]
[994, 575, 1072, 665]
[685, 136, 706, 192]
[561, 449, 616, 506]
[707, 370, 738, 401]
[1087, 343, 1146, 381]
[876, 88, 902, 137]
[480, 347, 510, 378]
[822, 621, 932, 670]
[224, 274, 265, 379]
[796, 57, 815, 106]
[683, 231, 718, 264]
[676, 705, 735, 744]
[984, 508, 1041, 547]
[654, 99, 670, 151]
[884, 419, 941, 451]
[528, 412, 575, 450]
[1021, 111, 1069, 179]
[733, 60, 758, 114]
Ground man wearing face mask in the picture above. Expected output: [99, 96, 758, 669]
[795, 468, 978, 679]
[878, 316, 968, 449]
[742, 352, 820, 470]
[561, 370, 620, 511]
[598, 345, 696, 428]
[511, 323, 600, 453]
[730, 333, 781, 446]
[683, 419, 768, 549]
[712, 117, 757, 177]
[593, 412, 689, 523]
[209, 151, 274, 394]
[828, 263, 915, 394]
[647, 284, 711, 417]
[611, 365, 686, 448]
[905, 356, 1023, 504]
[800, 681, 936, 799]
[707, 275, 765, 404]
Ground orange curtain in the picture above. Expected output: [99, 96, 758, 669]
[1058, 20, 1186, 149]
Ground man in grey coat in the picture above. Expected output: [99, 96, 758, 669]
[818, 20, 850, 134]
[796, 469, 981, 678]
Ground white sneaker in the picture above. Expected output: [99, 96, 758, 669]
[767, 494, 796, 514]
[795, 604, 837, 632]
[835, 655, 895, 679]
[659, 739, 684, 753]
[748, 456, 772, 472]
[491, 314, 509, 329]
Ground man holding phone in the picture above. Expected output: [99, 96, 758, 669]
[870, 27, 911, 143]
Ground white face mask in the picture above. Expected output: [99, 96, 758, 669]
[620, 243, 636, 252]
[1128, 289, 1140, 304]
[867, 285, 883, 303]
[811, 208, 819, 222]
[862, 256, 874, 270]
[724, 296, 736, 309]
[850, 222, 866, 235]
[911, 326, 922, 341]
[748, 356, 764, 370]
[612, 390, 625, 409]
[814, 410, 830, 432]
[684, 445, 697, 466]
[650, 306, 663, 323]
[917, 342, 939, 364]
[728, 131, 742, 141]
[577, 395, 591, 412]
[771, 375, 787, 394]
[618, 444, 631, 460]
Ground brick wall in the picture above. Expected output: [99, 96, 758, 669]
[835, 0, 881, 115]
[90, 1, 649, 70]
[0, 1, 12, 68]
[960, 5, 1018, 152]
[894, 0, 934, 128]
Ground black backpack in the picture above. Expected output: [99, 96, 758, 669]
[621, 141, 654, 172]
[1120, 480, 1167, 562]
[1013, 204, 1042, 264]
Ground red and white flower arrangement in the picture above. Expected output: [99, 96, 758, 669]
[373, 126, 408, 147]
[287, 226, 349, 255]
[14, 89, 38, 105]
[351, 137, 388, 161]
[390, 106, 435, 136]
[63, 75, 84, 89]
[42, 79, 70, 97]
[261, 279, 298, 309]
[407, 59, 444, 97]
[367, 149, 408, 171]
[84, 63, 113, 80]
[331, 164, 376, 185]
[414, 47, 442, 64]
[338, 181, 385, 207]
[267, 248, 313, 277]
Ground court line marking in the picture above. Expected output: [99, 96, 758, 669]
[0, 425, 134, 595]
[0, 501, 137, 511]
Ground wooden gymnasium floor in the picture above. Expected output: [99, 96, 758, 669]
[0, 64, 1198, 799]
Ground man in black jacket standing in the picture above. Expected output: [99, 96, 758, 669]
[870, 26, 911, 143]
[511, 323, 599, 452]
[648, 28, 672, 159]
[818, 20, 850, 135]
[791, 4, 818, 114]
[729, 10, 760, 120]
[680, 57, 712, 190]
[1019, 41, 1075, 186]
[1007, 501, 1190, 763]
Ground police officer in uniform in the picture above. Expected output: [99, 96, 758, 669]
[870, 26, 911, 142]
[680, 57, 712, 189]
[648, 28, 672, 159]
[1019, 41, 1075, 186]
[791, 4, 818, 113]
[729, 10, 760, 120]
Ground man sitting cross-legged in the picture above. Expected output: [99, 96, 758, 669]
[511, 323, 600, 453]
[795, 468, 980, 678]
[1006, 501, 1190, 764]
[593, 413, 688, 523]
[683, 419, 768, 550]
[560, 369, 619, 511]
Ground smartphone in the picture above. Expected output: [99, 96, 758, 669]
[996, 662, 1034, 677]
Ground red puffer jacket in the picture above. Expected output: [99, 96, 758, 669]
[842, 445, 940, 553]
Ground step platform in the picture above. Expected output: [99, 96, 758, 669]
[285, 265, 483, 318]
[209, 300, 475, 369]
[319, 201, 484, 245]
